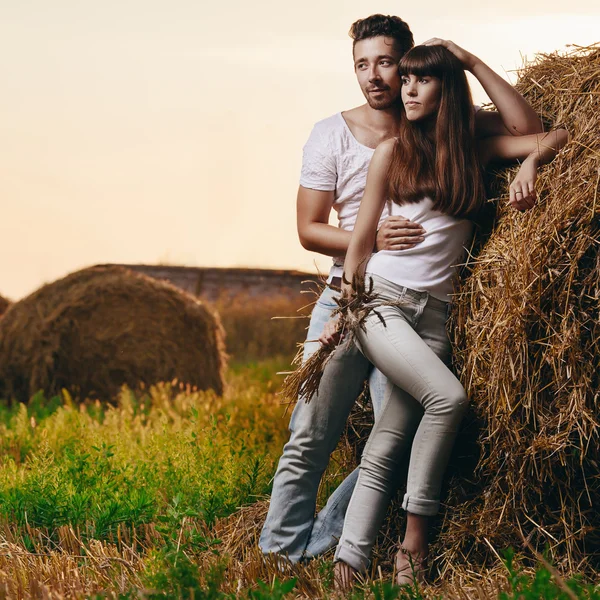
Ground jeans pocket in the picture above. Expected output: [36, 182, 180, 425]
[370, 278, 408, 304]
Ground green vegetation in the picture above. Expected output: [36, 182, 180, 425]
[0, 357, 597, 598]
[0, 359, 290, 544]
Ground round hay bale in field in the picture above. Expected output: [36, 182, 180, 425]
[0, 265, 226, 403]
[0, 294, 10, 318]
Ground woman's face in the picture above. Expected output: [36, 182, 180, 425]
[401, 73, 442, 121]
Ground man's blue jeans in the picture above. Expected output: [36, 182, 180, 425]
[259, 285, 387, 561]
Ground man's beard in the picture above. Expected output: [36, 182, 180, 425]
[364, 87, 400, 110]
[366, 96, 399, 110]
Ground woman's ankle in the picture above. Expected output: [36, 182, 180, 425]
[399, 539, 428, 558]
[395, 545, 427, 586]
[402, 513, 429, 557]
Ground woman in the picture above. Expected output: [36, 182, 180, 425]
[324, 45, 568, 588]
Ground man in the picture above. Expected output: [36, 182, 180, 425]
[260, 14, 542, 563]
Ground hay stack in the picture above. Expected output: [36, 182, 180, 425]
[0, 265, 226, 403]
[433, 45, 600, 574]
[0, 294, 10, 318]
[315, 44, 599, 578]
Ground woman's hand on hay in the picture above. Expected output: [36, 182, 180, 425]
[319, 317, 343, 347]
[509, 156, 538, 211]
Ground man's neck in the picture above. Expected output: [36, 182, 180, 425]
[362, 103, 402, 134]
[342, 103, 402, 149]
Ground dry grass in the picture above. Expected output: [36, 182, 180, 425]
[0, 533, 144, 598]
[207, 505, 531, 599]
[213, 291, 313, 363]
[0, 526, 571, 600]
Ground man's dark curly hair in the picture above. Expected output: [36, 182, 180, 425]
[349, 14, 414, 57]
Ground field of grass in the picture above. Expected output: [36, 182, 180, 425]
[0, 356, 598, 599]
[0, 294, 598, 598]
[0, 358, 293, 597]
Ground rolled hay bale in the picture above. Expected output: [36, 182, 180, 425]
[0, 294, 10, 317]
[0, 265, 226, 403]
[433, 45, 600, 575]
[312, 44, 600, 577]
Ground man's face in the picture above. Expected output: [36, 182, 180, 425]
[354, 36, 404, 110]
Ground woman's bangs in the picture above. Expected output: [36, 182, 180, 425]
[399, 46, 444, 78]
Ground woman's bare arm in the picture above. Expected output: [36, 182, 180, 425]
[479, 129, 569, 210]
[341, 140, 395, 294]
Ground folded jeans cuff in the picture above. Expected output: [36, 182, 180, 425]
[334, 542, 370, 573]
[402, 494, 440, 517]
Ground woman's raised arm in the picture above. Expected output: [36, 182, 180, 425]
[481, 129, 569, 164]
[423, 39, 543, 136]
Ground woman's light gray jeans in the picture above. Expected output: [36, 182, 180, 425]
[259, 284, 388, 562]
[334, 274, 469, 573]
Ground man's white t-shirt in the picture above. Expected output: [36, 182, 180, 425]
[299, 112, 390, 280]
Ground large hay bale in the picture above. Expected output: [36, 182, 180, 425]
[324, 44, 599, 578]
[435, 45, 600, 574]
[0, 265, 226, 403]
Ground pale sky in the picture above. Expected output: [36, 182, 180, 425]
[2, 1, 599, 300]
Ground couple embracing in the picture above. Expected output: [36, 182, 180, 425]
[259, 14, 567, 589]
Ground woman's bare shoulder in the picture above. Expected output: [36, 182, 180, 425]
[366, 138, 398, 181]
[373, 137, 399, 163]
[376, 137, 398, 153]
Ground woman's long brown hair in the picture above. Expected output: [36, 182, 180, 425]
[387, 45, 485, 218]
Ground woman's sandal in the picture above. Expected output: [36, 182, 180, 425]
[394, 546, 427, 587]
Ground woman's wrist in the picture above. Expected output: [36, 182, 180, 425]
[464, 53, 482, 73]
[524, 153, 541, 168]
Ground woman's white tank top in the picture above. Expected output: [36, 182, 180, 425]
[366, 197, 474, 302]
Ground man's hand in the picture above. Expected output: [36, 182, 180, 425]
[422, 38, 478, 71]
[376, 216, 425, 252]
[509, 155, 538, 212]
[319, 317, 342, 347]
